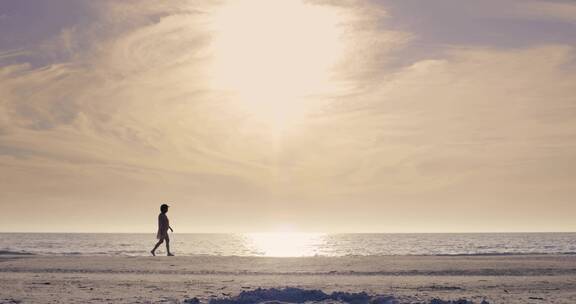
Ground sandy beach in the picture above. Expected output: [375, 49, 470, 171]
[1, 254, 575, 303]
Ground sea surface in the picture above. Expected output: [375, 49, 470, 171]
[1, 233, 575, 257]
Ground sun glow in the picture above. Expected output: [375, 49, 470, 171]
[246, 232, 325, 257]
[207, 0, 347, 131]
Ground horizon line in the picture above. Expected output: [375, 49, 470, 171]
[1, 231, 574, 234]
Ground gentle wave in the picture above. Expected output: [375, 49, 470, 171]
[0, 250, 35, 256]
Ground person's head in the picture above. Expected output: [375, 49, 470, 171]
[160, 203, 169, 214]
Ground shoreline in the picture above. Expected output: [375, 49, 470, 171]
[3, 250, 576, 257]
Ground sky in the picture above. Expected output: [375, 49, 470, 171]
[0, 0, 575, 233]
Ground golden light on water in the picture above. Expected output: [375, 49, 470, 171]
[245, 233, 325, 257]
[207, 0, 347, 131]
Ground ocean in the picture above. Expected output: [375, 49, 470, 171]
[1, 232, 575, 257]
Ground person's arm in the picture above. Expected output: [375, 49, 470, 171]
[166, 215, 173, 232]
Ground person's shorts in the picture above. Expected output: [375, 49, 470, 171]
[157, 231, 169, 240]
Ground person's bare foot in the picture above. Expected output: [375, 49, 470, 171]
[151, 250, 156, 256]
[167, 253, 174, 256]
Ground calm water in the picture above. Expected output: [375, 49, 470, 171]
[1, 233, 575, 257]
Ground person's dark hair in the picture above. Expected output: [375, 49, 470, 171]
[160, 204, 169, 213]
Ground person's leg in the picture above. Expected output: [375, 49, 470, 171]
[151, 238, 164, 256]
[165, 236, 173, 256]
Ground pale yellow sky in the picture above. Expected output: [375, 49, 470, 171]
[1, 0, 575, 232]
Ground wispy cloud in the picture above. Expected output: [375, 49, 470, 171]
[0, 0, 575, 232]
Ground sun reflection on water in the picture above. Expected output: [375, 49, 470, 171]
[244, 233, 325, 257]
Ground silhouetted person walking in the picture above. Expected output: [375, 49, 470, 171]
[151, 203, 174, 256]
